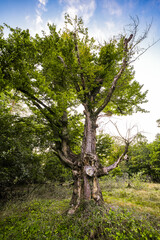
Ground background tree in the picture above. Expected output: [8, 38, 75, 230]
[123, 133, 160, 183]
[126, 134, 151, 178]
[0, 94, 44, 197]
[0, 91, 73, 199]
[0, 15, 151, 213]
[148, 135, 160, 182]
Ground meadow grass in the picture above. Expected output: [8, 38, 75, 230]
[101, 177, 160, 219]
[0, 179, 160, 239]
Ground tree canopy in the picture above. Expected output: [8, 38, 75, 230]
[0, 15, 151, 212]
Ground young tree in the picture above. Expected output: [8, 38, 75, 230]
[0, 15, 151, 213]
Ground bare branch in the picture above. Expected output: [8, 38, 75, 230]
[110, 120, 140, 144]
[57, 56, 68, 68]
[131, 19, 152, 50]
[97, 121, 141, 177]
[129, 38, 160, 64]
[97, 142, 129, 177]
[95, 17, 158, 117]
[125, 17, 159, 64]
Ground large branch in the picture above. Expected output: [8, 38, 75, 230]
[95, 64, 126, 116]
[73, 32, 85, 90]
[57, 111, 78, 168]
[18, 88, 56, 117]
[97, 142, 129, 177]
[95, 35, 133, 117]
[57, 150, 74, 168]
[20, 89, 75, 168]
[17, 88, 59, 130]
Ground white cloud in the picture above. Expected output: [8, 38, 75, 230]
[34, 0, 49, 34]
[88, 23, 107, 43]
[105, 21, 115, 32]
[38, 0, 48, 10]
[36, 15, 43, 25]
[59, 0, 96, 24]
[25, 0, 49, 36]
[88, 20, 123, 44]
[39, 0, 48, 5]
[104, 20, 124, 38]
[103, 0, 122, 17]
[25, 15, 30, 22]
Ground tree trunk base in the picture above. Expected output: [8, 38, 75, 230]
[68, 172, 104, 214]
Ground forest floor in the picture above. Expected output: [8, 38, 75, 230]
[0, 177, 160, 239]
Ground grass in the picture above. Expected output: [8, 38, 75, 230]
[101, 177, 160, 219]
[0, 178, 160, 239]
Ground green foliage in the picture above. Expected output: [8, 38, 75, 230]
[127, 139, 151, 176]
[67, 113, 84, 154]
[96, 133, 114, 164]
[0, 16, 154, 205]
[0, 112, 44, 187]
[126, 135, 160, 182]
[105, 142, 126, 176]
[0, 89, 73, 196]
[43, 153, 72, 182]
[0, 111, 71, 192]
[96, 133, 125, 176]
[0, 181, 160, 240]
[149, 135, 160, 182]
[0, 16, 148, 145]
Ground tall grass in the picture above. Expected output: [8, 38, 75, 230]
[101, 175, 160, 219]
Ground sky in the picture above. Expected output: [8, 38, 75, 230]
[0, 0, 160, 142]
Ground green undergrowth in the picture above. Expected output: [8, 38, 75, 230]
[101, 176, 160, 219]
[0, 179, 160, 240]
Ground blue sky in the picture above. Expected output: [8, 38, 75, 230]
[1, 0, 160, 38]
[0, 0, 160, 141]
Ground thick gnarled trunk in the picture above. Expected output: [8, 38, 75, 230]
[81, 110, 103, 204]
[69, 167, 103, 214]
[68, 110, 103, 214]
[58, 109, 129, 214]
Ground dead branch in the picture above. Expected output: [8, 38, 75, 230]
[97, 121, 141, 177]
[129, 38, 160, 64]
[97, 142, 129, 177]
[124, 16, 160, 63]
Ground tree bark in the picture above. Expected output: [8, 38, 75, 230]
[69, 166, 104, 214]
[68, 110, 104, 214]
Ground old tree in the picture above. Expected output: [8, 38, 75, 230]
[0, 16, 149, 213]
